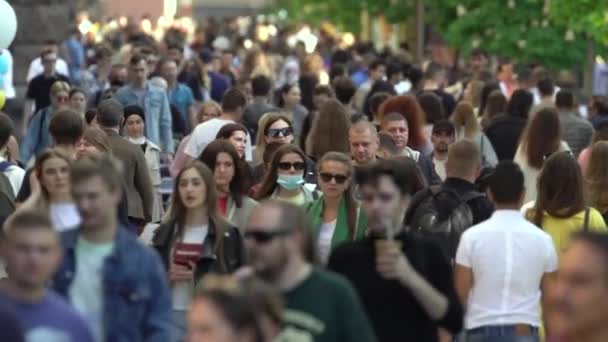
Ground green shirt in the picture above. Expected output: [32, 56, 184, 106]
[275, 268, 377, 342]
[70, 237, 115, 342]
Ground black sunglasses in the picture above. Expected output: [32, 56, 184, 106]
[278, 162, 306, 171]
[244, 229, 292, 243]
[319, 172, 349, 184]
[267, 127, 293, 138]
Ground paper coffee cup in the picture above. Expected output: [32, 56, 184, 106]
[375, 239, 402, 258]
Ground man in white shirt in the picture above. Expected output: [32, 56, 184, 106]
[179, 88, 252, 170]
[454, 161, 558, 341]
[26, 40, 69, 82]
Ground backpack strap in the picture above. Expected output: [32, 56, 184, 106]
[460, 190, 485, 203]
[583, 207, 590, 232]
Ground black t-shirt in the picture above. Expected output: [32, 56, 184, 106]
[26, 73, 70, 113]
[328, 234, 464, 342]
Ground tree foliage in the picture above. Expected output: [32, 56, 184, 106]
[550, 0, 608, 45]
[272, 0, 412, 34]
[425, 0, 588, 70]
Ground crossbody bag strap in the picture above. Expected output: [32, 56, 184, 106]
[583, 207, 590, 232]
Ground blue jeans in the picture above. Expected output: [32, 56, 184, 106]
[463, 325, 540, 342]
[172, 310, 187, 342]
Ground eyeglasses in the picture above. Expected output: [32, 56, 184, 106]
[267, 127, 293, 138]
[278, 162, 306, 171]
[244, 229, 292, 243]
[319, 172, 349, 184]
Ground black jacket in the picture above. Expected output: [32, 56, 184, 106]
[485, 114, 527, 161]
[152, 219, 245, 282]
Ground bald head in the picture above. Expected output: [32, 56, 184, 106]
[446, 139, 481, 182]
[350, 120, 379, 165]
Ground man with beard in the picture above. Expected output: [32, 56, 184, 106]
[430, 120, 456, 181]
[244, 200, 377, 342]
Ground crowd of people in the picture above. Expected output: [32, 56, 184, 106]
[1, 15, 608, 342]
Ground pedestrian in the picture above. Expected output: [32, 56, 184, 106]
[277, 83, 309, 137]
[0, 210, 93, 341]
[349, 119, 380, 168]
[450, 101, 498, 168]
[514, 108, 570, 203]
[305, 98, 351, 162]
[305, 152, 367, 264]
[429, 119, 456, 181]
[328, 158, 463, 341]
[152, 160, 244, 340]
[245, 200, 378, 342]
[242, 75, 277, 139]
[552, 232, 608, 341]
[114, 54, 174, 154]
[52, 155, 172, 341]
[123, 104, 164, 222]
[523, 151, 607, 254]
[252, 113, 295, 167]
[255, 144, 318, 206]
[96, 99, 154, 229]
[454, 161, 558, 342]
[21, 81, 71, 163]
[215, 123, 249, 161]
[555, 90, 594, 158]
[584, 141, 608, 220]
[485, 89, 533, 160]
[199, 140, 258, 232]
[160, 58, 196, 134]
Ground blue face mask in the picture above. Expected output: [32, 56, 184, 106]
[277, 174, 305, 191]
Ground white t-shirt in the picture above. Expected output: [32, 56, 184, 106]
[49, 203, 81, 232]
[184, 118, 253, 161]
[70, 237, 115, 342]
[455, 210, 558, 329]
[27, 57, 70, 82]
[172, 225, 209, 311]
[318, 219, 337, 265]
[432, 157, 447, 181]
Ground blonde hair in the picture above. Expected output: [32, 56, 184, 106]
[585, 141, 608, 214]
[49, 81, 71, 97]
[450, 101, 480, 139]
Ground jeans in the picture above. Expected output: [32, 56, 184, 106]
[463, 325, 540, 342]
[172, 310, 187, 342]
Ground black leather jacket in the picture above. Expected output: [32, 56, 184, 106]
[152, 219, 245, 282]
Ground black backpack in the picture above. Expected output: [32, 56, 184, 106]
[409, 186, 484, 261]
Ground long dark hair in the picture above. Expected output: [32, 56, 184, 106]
[533, 152, 585, 227]
[318, 152, 358, 240]
[255, 144, 308, 200]
[199, 140, 248, 208]
[306, 99, 351, 161]
[519, 108, 562, 169]
[165, 161, 226, 267]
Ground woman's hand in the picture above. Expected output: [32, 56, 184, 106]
[169, 262, 194, 282]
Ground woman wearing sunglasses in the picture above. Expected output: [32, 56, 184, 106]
[199, 140, 258, 233]
[21, 81, 71, 164]
[255, 144, 318, 206]
[152, 161, 244, 340]
[305, 152, 367, 264]
[252, 113, 295, 166]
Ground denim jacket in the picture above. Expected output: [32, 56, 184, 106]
[115, 84, 174, 153]
[52, 227, 173, 342]
[21, 107, 53, 163]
